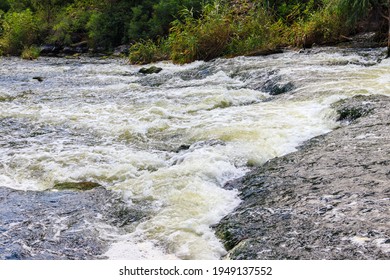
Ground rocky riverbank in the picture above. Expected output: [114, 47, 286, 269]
[215, 95, 390, 260]
[0, 187, 145, 260]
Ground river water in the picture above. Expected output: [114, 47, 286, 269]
[0, 47, 389, 259]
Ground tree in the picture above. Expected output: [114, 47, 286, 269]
[0, 0, 10, 12]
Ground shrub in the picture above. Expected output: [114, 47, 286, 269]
[0, 9, 39, 55]
[128, 39, 168, 65]
[227, 5, 274, 55]
[21, 45, 40, 59]
[49, 5, 91, 45]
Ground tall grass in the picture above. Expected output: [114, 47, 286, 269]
[168, 1, 233, 64]
[126, 0, 385, 64]
[167, 0, 278, 64]
[128, 39, 169, 64]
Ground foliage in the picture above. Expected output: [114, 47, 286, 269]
[167, 1, 280, 63]
[128, 39, 168, 64]
[21, 44, 40, 59]
[0, 0, 10, 12]
[50, 5, 91, 45]
[0, 8, 39, 55]
[0, 0, 388, 61]
[168, 1, 234, 63]
[227, 4, 275, 55]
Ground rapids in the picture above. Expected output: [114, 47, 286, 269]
[0, 47, 389, 259]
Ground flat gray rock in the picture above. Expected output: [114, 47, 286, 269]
[0, 187, 145, 260]
[215, 95, 390, 260]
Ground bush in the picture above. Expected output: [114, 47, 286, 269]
[50, 5, 91, 45]
[0, 9, 39, 55]
[227, 5, 275, 55]
[128, 39, 168, 65]
[21, 45, 40, 59]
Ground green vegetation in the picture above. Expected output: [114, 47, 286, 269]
[0, 0, 389, 62]
[0, 8, 39, 55]
[21, 45, 40, 59]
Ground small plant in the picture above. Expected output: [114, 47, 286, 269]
[21, 45, 40, 60]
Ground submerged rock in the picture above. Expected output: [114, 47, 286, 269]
[215, 95, 390, 260]
[262, 80, 294, 96]
[0, 187, 147, 260]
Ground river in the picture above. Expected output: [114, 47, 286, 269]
[0, 47, 389, 259]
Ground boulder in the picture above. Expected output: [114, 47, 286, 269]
[40, 45, 62, 56]
[139, 66, 163, 75]
[113, 45, 130, 56]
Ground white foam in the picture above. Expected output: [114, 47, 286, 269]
[1, 49, 387, 259]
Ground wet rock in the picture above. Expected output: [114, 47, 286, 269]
[40, 45, 62, 56]
[62, 46, 77, 55]
[338, 32, 381, 49]
[247, 70, 295, 96]
[334, 96, 375, 122]
[62, 42, 89, 56]
[174, 139, 226, 153]
[176, 144, 191, 152]
[215, 95, 390, 260]
[245, 48, 284, 57]
[262, 78, 294, 96]
[113, 45, 130, 56]
[139, 66, 163, 75]
[261, 71, 294, 95]
[0, 186, 147, 259]
[32, 76, 44, 82]
[53, 181, 101, 191]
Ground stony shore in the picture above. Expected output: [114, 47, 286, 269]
[215, 95, 390, 259]
[0, 187, 143, 259]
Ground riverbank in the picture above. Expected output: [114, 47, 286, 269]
[215, 95, 390, 260]
[2, 1, 388, 64]
[0, 186, 143, 259]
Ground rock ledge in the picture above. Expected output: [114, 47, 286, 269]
[215, 95, 390, 260]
